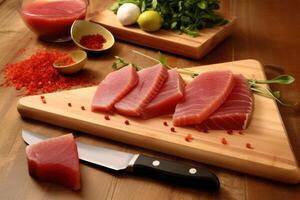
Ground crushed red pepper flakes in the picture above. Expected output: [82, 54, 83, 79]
[170, 127, 176, 132]
[163, 121, 168, 126]
[104, 115, 110, 120]
[68, 103, 72, 107]
[124, 120, 130, 125]
[185, 134, 193, 142]
[221, 137, 228, 145]
[246, 143, 253, 149]
[80, 34, 106, 50]
[1, 49, 97, 96]
[81, 106, 85, 110]
[227, 130, 233, 135]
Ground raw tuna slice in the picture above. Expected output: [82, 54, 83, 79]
[115, 64, 168, 116]
[26, 134, 81, 191]
[196, 74, 253, 130]
[92, 65, 138, 112]
[141, 69, 185, 119]
[173, 71, 235, 126]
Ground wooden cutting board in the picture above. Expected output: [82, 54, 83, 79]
[17, 59, 300, 184]
[91, 10, 236, 59]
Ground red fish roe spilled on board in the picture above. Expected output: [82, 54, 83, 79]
[170, 127, 176, 132]
[54, 54, 75, 66]
[81, 106, 85, 110]
[238, 130, 243, 135]
[227, 130, 233, 135]
[185, 134, 193, 142]
[163, 121, 168, 126]
[68, 103, 72, 107]
[104, 115, 110, 120]
[221, 137, 227, 145]
[1, 50, 95, 95]
[124, 120, 130, 125]
[79, 34, 106, 49]
[246, 143, 253, 149]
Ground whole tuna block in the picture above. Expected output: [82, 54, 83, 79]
[92, 65, 138, 112]
[115, 64, 168, 116]
[141, 69, 185, 119]
[173, 71, 235, 126]
[26, 134, 81, 191]
[196, 74, 253, 130]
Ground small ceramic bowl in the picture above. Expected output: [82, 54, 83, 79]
[53, 50, 87, 75]
[71, 20, 115, 52]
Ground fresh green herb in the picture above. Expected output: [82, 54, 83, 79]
[111, 0, 228, 36]
[112, 56, 142, 70]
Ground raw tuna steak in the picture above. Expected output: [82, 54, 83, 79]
[92, 65, 138, 112]
[141, 69, 185, 119]
[115, 64, 168, 116]
[196, 74, 253, 130]
[26, 134, 81, 190]
[173, 71, 235, 126]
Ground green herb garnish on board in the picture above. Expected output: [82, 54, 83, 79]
[111, 0, 228, 37]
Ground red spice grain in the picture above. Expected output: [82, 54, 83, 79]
[104, 115, 110, 120]
[1, 49, 96, 95]
[221, 137, 227, 145]
[54, 54, 75, 66]
[170, 127, 176, 132]
[81, 106, 85, 110]
[163, 121, 168, 126]
[185, 134, 193, 142]
[80, 34, 106, 50]
[124, 120, 130, 125]
[227, 130, 233, 135]
[246, 143, 253, 149]
[68, 103, 72, 107]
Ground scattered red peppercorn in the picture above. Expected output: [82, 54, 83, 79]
[170, 127, 176, 132]
[81, 106, 85, 110]
[79, 34, 106, 50]
[68, 102, 72, 107]
[124, 120, 130, 125]
[227, 130, 233, 135]
[163, 121, 168, 126]
[104, 115, 110, 120]
[1, 50, 96, 95]
[185, 134, 193, 142]
[246, 143, 253, 149]
[221, 137, 227, 145]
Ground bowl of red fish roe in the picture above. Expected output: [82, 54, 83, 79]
[71, 20, 115, 51]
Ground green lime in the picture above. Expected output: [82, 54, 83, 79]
[137, 11, 162, 32]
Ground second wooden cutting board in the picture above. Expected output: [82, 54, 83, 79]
[17, 59, 300, 184]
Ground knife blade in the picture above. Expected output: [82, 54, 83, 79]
[22, 129, 220, 190]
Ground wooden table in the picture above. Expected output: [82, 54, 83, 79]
[0, 0, 299, 199]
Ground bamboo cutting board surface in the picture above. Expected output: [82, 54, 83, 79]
[91, 10, 236, 59]
[17, 59, 300, 184]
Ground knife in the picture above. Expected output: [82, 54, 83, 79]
[22, 129, 220, 190]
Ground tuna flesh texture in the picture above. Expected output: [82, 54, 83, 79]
[115, 64, 168, 116]
[26, 134, 81, 190]
[92, 64, 138, 112]
[196, 74, 253, 130]
[173, 71, 235, 126]
[141, 69, 185, 119]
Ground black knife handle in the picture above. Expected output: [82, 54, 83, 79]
[131, 155, 220, 190]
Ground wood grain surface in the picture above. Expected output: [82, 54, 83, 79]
[91, 10, 236, 59]
[17, 60, 300, 184]
[0, 0, 300, 199]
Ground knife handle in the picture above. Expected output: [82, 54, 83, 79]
[131, 155, 220, 190]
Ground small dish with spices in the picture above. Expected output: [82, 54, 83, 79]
[71, 20, 115, 52]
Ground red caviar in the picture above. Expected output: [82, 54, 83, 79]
[81, 106, 85, 110]
[54, 54, 75, 66]
[185, 134, 193, 142]
[40, 96, 46, 104]
[68, 102, 72, 107]
[104, 115, 110, 120]
[79, 34, 106, 49]
[227, 130, 233, 135]
[221, 137, 227, 145]
[163, 121, 168, 126]
[246, 143, 253, 149]
[1, 49, 96, 95]
[170, 127, 176, 132]
[124, 120, 130, 125]
[238, 130, 243, 135]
